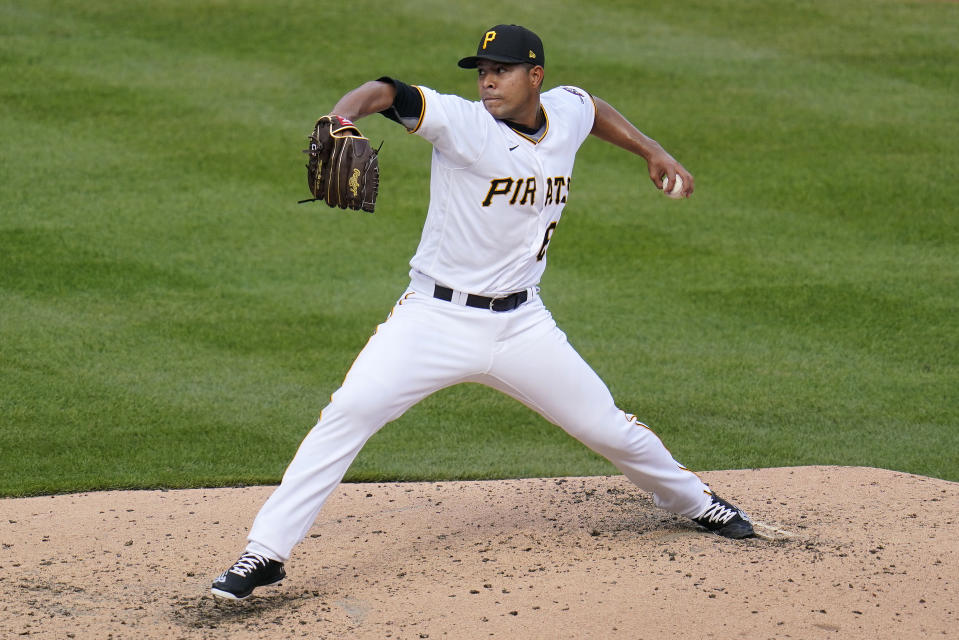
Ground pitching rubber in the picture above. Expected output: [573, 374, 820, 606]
[751, 521, 797, 541]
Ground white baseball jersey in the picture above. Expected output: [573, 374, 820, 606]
[406, 85, 596, 296]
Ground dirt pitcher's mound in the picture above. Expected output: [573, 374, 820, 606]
[2, 466, 956, 639]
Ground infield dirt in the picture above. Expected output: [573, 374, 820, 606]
[2, 466, 956, 639]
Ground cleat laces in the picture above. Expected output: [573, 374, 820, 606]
[697, 500, 742, 525]
[228, 552, 270, 578]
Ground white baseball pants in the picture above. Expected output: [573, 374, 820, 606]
[246, 280, 712, 562]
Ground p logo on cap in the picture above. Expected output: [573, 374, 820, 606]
[458, 24, 545, 69]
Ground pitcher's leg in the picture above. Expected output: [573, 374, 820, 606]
[248, 294, 483, 561]
[246, 400, 389, 562]
[486, 322, 710, 518]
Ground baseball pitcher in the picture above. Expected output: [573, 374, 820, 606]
[212, 24, 755, 600]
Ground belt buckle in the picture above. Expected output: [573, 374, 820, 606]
[489, 296, 498, 311]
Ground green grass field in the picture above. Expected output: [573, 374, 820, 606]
[1, 0, 956, 496]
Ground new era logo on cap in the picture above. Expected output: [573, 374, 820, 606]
[458, 24, 545, 69]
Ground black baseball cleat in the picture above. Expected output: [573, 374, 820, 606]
[211, 551, 286, 600]
[692, 493, 756, 539]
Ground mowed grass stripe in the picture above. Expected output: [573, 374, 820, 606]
[0, 1, 956, 495]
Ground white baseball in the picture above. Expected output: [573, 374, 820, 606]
[662, 174, 684, 199]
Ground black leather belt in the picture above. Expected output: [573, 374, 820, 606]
[433, 284, 528, 312]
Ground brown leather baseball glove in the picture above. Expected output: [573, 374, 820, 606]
[300, 115, 379, 213]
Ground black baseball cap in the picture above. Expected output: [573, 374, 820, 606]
[457, 24, 545, 69]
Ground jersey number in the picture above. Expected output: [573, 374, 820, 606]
[537, 222, 558, 261]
